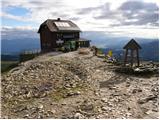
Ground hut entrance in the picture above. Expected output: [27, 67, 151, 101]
[123, 39, 142, 67]
[63, 41, 76, 51]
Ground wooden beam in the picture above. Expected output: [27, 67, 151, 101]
[94, 47, 98, 56]
[124, 49, 128, 66]
[131, 50, 134, 67]
[136, 49, 140, 66]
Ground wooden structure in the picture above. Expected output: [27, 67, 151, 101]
[76, 38, 90, 48]
[38, 18, 90, 52]
[123, 39, 142, 67]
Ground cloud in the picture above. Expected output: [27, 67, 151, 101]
[1, 12, 31, 22]
[119, 1, 159, 26]
[1, 0, 159, 38]
[2, 0, 158, 26]
[1, 26, 38, 40]
[119, 1, 158, 11]
[76, 6, 101, 15]
[120, 12, 159, 26]
[94, 1, 159, 27]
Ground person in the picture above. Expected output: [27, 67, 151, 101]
[108, 50, 113, 57]
[104, 50, 117, 63]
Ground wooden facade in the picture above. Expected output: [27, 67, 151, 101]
[38, 18, 90, 52]
[123, 39, 142, 67]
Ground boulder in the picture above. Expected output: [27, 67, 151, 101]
[132, 88, 142, 94]
[101, 98, 108, 103]
[138, 95, 157, 104]
[74, 113, 84, 119]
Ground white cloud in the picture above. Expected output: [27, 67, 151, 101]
[104, 27, 159, 39]
[1, 12, 31, 22]
[1, 0, 159, 38]
[1, 26, 37, 32]
[1, 26, 38, 40]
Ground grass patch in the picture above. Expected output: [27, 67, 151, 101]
[19, 53, 39, 62]
[1, 61, 19, 73]
[49, 84, 87, 102]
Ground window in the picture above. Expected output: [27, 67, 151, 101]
[55, 22, 70, 27]
[63, 34, 74, 38]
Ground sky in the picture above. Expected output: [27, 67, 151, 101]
[1, 0, 159, 39]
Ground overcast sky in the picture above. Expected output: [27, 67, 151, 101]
[1, 0, 159, 38]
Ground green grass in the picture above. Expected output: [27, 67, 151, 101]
[49, 84, 87, 102]
[1, 61, 19, 73]
[19, 53, 38, 62]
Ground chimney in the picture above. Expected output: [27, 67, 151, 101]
[57, 18, 61, 21]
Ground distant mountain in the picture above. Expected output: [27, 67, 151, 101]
[99, 40, 159, 62]
[1, 38, 40, 54]
[81, 31, 159, 61]
[1, 30, 159, 61]
[81, 31, 158, 48]
[1, 54, 19, 61]
[81, 31, 130, 48]
[140, 40, 159, 61]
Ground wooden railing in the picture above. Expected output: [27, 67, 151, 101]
[19, 49, 41, 62]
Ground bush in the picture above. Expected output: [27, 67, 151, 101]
[97, 49, 103, 54]
[1, 61, 19, 73]
[19, 51, 40, 62]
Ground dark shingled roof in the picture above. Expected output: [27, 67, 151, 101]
[38, 18, 81, 33]
[123, 39, 142, 49]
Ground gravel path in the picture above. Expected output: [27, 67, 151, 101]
[1, 50, 159, 119]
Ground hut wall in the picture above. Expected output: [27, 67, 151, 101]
[40, 29, 80, 51]
[40, 27, 53, 51]
[56, 32, 79, 41]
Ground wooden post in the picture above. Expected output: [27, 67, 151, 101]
[136, 49, 140, 66]
[124, 49, 128, 66]
[123, 39, 141, 67]
[131, 50, 134, 67]
[94, 47, 98, 56]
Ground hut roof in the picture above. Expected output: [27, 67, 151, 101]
[123, 39, 142, 49]
[38, 18, 81, 33]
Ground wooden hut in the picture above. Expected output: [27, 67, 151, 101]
[123, 39, 142, 67]
[38, 18, 90, 52]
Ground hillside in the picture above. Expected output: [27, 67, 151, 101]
[1, 50, 159, 119]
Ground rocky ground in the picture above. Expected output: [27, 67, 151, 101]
[1, 50, 159, 119]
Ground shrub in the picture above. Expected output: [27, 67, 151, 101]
[19, 50, 40, 62]
[1, 61, 19, 73]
